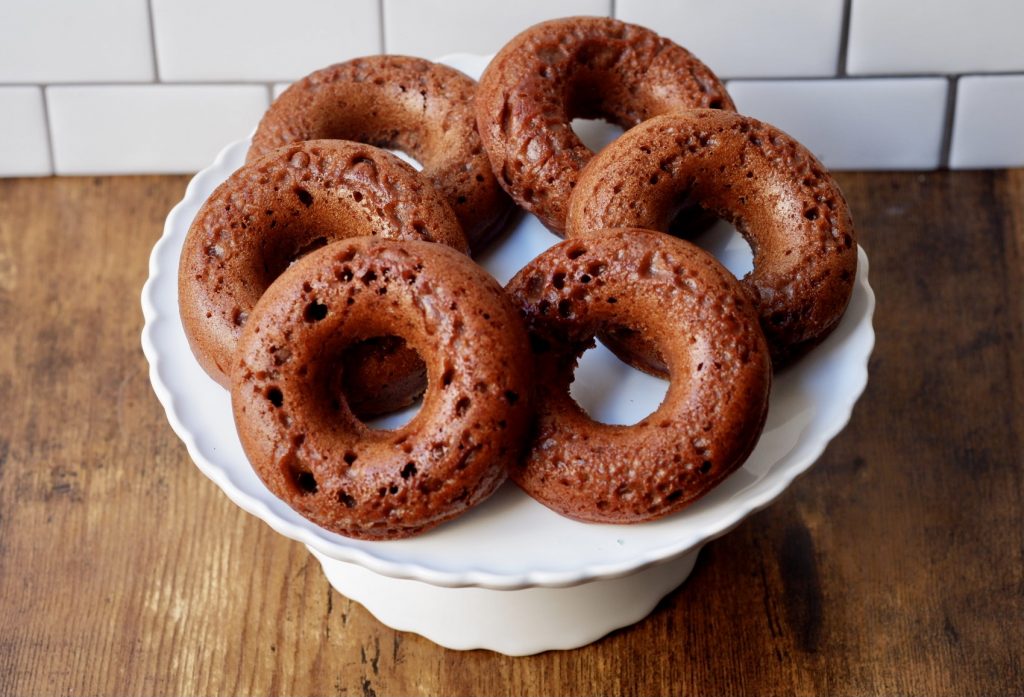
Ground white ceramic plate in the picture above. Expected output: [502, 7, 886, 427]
[141, 54, 874, 592]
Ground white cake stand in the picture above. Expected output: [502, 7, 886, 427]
[141, 54, 874, 656]
[310, 547, 699, 655]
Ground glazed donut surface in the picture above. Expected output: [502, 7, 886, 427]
[476, 16, 734, 235]
[249, 55, 511, 253]
[179, 140, 467, 413]
[232, 238, 533, 540]
[566, 110, 857, 366]
[505, 229, 771, 523]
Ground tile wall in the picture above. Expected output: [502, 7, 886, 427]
[1, 0, 1022, 176]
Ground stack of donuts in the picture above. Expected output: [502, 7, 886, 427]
[178, 17, 856, 540]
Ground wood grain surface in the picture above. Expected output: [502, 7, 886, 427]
[0, 171, 1021, 696]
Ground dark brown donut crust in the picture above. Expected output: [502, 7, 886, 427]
[505, 229, 770, 524]
[248, 55, 511, 253]
[232, 238, 533, 540]
[566, 110, 858, 366]
[475, 16, 734, 235]
[179, 140, 467, 406]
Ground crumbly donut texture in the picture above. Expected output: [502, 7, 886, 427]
[476, 16, 734, 235]
[249, 55, 511, 253]
[505, 229, 771, 523]
[179, 140, 467, 415]
[232, 238, 533, 540]
[567, 110, 857, 366]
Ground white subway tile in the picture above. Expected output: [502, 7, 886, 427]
[48, 85, 268, 174]
[848, 0, 1024, 75]
[0, 0, 153, 83]
[273, 83, 291, 99]
[727, 78, 948, 170]
[949, 75, 1024, 169]
[616, 0, 844, 79]
[152, 0, 381, 82]
[383, 0, 612, 58]
[0, 88, 52, 176]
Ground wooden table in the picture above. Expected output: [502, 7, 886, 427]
[0, 171, 1021, 696]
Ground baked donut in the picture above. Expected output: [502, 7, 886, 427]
[179, 140, 467, 416]
[566, 110, 857, 366]
[475, 16, 734, 235]
[231, 237, 533, 540]
[505, 229, 770, 523]
[248, 55, 511, 253]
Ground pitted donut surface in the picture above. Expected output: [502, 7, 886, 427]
[476, 16, 734, 235]
[567, 110, 857, 365]
[179, 140, 467, 415]
[249, 56, 511, 253]
[505, 229, 770, 523]
[232, 238, 533, 540]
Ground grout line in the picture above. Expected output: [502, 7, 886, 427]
[836, 0, 852, 76]
[265, 83, 275, 104]
[721, 73, 956, 84]
[146, 0, 160, 81]
[378, 0, 387, 53]
[6, 80, 284, 88]
[39, 87, 57, 175]
[609, 0, 617, 19]
[938, 76, 959, 169]
[2, 71, 1019, 91]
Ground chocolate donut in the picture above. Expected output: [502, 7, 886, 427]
[505, 229, 770, 523]
[179, 140, 467, 415]
[475, 16, 734, 235]
[249, 55, 511, 253]
[232, 238, 533, 540]
[566, 110, 858, 366]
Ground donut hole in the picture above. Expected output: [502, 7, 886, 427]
[569, 333, 668, 426]
[260, 233, 334, 286]
[685, 218, 755, 279]
[570, 117, 624, 154]
[664, 193, 722, 241]
[564, 63, 636, 153]
[386, 149, 424, 172]
[329, 335, 427, 429]
[295, 235, 329, 260]
[650, 175, 755, 271]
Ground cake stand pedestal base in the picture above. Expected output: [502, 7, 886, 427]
[309, 545, 701, 656]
